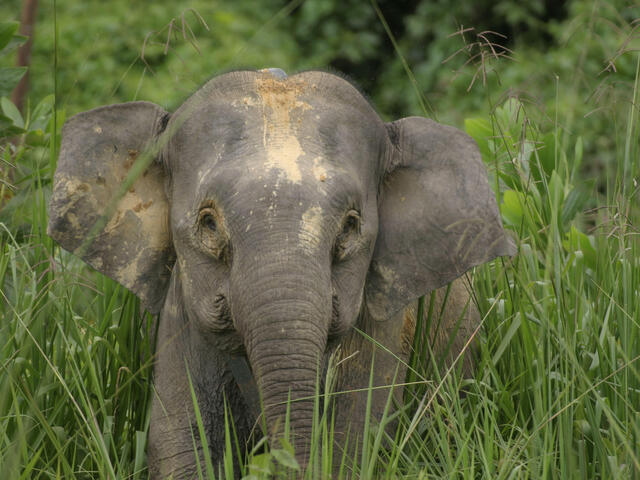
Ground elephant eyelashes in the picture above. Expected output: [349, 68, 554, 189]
[197, 206, 229, 261]
[334, 210, 361, 262]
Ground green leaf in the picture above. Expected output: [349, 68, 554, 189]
[29, 94, 54, 131]
[0, 67, 27, 97]
[51, 426, 67, 443]
[133, 431, 146, 480]
[0, 21, 19, 51]
[492, 313, 522, 366]
[495, 97, 524, 138]
[548, 170, 564, 216]
[248, 453, 273, 475]
[533, 132, 557, 180]
[501, 189, 524, 227]
[1, 34, 28, 55]
[0, 113, 26, 138]
[497, 165, 521, 191]
[465, 117, 493, 162]
[24, 129, 46, 146]
[1, 97, 24, 128]
[561, 185, 591, 226]
[563, 226, 597, 271]
[279, 437, 295, 455]
[571, 136, 583, 181]
[271, 448, 300, 471]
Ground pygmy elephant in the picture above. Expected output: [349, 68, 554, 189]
[48, 69, 514, 478]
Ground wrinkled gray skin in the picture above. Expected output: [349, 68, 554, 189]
[48, 70, 514, 478]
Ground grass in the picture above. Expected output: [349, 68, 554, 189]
[2, 5, 640, 480]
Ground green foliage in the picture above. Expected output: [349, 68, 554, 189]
[0, 21, 27, 136]
[0, 0, 305, 113]
[0, 235, 154, 478]
[0, 94, 60, 238]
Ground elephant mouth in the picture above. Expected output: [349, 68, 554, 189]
[212, 294, 233, 330]
[202, 288, 363, 380]
[212, 291, 346, 350]
[328, 292, 341, 336]
[217, 289, 350, 441]
[202, 294, 245, 354]
[328, 291, 354, 337]
[202, 294, 234, 334]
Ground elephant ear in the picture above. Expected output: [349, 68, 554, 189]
[47, 102, 175, 314]
[365, 116, 515, 321]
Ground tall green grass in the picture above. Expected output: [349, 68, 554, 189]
[2, 9, 640, 480]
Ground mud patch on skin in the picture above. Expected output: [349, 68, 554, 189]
[299, 206, 324, 253]
[255, 76, 312, 184]
[50, 175, 98, 223]
[375, 265, 402, 293]
[49, 157, 171, 301]
[265, 140, 304, 183]
[109, 168, 171, 288]
[231, 96, 258, 109]
[312, 156, 328, 184]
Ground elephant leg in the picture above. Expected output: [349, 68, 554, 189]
[329, 305, 410, 471]
[417, 277, 480, 379]
[147, 282, 254, 480]
[329, 278, 479, 471]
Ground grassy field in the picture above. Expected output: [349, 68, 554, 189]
[1, 3, 640, 479]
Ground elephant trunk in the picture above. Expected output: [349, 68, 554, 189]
[249, 321, 325, 447]
[230, 257, 331, 463]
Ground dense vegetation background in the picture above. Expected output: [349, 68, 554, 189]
[1, 0, 639, 478]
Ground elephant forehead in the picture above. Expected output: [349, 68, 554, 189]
[198, 151, 354, 211]
[226, 76, 314, 185]
[174, 74, 382, 188]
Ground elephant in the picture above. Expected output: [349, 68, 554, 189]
[47, 68, 514, 478]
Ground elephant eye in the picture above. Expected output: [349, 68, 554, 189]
[342, 211, 360, 236]
[198, 206, 229, 261]
[202, 214, 217, 232]
[334, 210, 360, 261]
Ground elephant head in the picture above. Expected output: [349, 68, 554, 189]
[48, 69, 514, 477]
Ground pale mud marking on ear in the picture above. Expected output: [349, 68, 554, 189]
[103, 161, 169, 288]
[299, 206, 324, 253]
[376, 264, 402, 292]
[255, 76, 312, 184]
[104, 188, 162, 235]
[51, 175, 98, 220]
[64, 212, 82, 233]
[51, 167, 170, 291]
[116, 249, 148, 289]
[112, 194, 169, 288]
